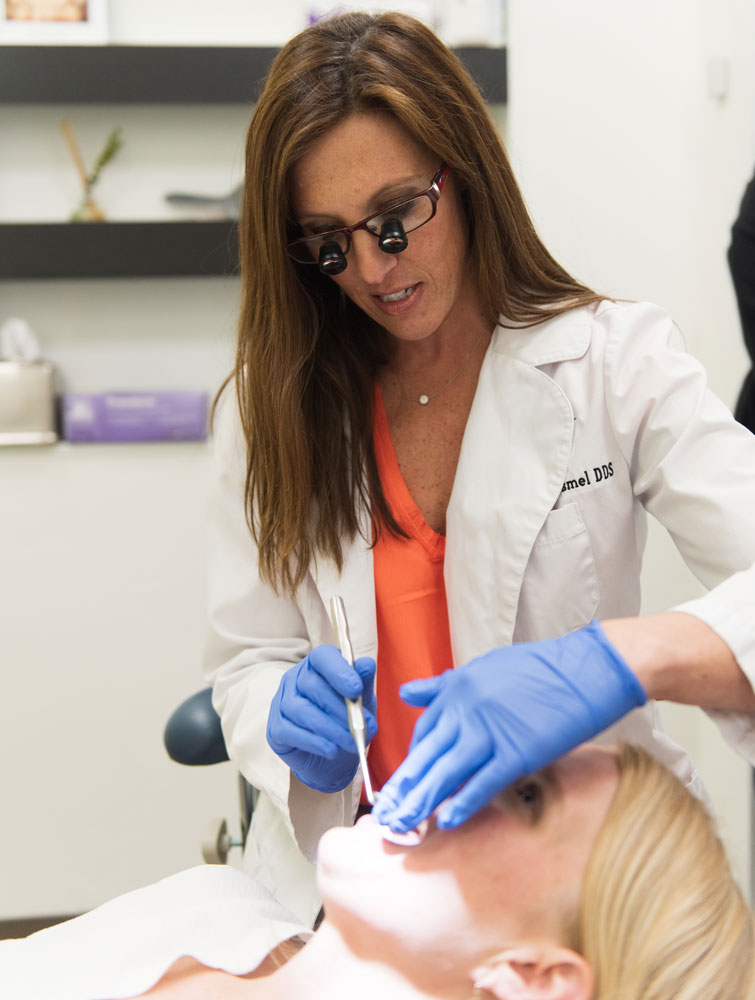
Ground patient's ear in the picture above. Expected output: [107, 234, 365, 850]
[472, 946, 593, 1000]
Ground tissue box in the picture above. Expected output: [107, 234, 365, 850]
[62, 391, 208, 443]
[0, 360, 57, 445]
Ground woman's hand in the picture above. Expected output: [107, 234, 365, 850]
[372, 621, 645, 831]
[267, 644, 377, 793]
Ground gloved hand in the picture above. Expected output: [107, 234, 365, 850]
[372, 620, 645, 831]
[267, 644, 377, 793]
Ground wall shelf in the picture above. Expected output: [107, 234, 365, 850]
[0, 44, 507, 105]
[1, 221, 239, 279]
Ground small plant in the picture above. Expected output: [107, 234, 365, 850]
[61, 119, 123, 222]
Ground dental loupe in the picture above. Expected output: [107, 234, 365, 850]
[318, 241, 348, 275]
[316, 218, 409, 275]
[378, 218, 409, 253]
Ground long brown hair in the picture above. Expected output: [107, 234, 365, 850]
[230, 11, 602, 594]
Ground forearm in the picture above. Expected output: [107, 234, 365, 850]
[601, 612, 755, 712]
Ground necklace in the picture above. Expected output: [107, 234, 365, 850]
[386, 327, 488, 405]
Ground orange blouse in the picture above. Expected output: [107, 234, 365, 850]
[368, 387, 455, 793]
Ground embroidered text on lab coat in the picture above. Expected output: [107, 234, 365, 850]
[561, 462, 614, 493]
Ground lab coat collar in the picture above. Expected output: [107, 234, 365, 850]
[491, 303, 593, 367]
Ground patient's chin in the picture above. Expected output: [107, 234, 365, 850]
[315, 825, 363, 902]
[316, 823, 355, 870]
[317, 813, 388, 873]
[316, 824, 418, 935]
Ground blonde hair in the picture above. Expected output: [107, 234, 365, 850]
[229, 11, 602, 595]
[577, 745, 754, 999]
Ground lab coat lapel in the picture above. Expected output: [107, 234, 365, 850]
[445, 315, 587, 665]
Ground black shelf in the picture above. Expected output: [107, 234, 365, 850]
[0, 44, 506, 104]
[1, 221, 239, 279]
[0, 46, 275, 104]
[460, 46, 507, 104]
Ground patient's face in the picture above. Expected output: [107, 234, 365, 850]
[317, 745, 618, 966]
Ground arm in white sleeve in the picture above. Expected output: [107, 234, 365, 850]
[599, 302, 755, 742]
[202, 387, 309, 822]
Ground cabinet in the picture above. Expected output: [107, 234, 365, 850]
[0, 44, 506, 279]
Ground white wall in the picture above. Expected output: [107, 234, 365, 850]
[0, 440, 242, 916]
[1, 0, 754, 917]
[0, 279, 241, 917]
[105, 0, 500, 47]
[506, 0, 755, 893]
[0, 106, 251, 223]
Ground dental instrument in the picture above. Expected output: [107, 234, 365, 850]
[329, 595, 376, 805]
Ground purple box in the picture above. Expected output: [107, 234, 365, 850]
[62, 391, 208, 443]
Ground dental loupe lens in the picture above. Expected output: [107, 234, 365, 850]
[318, 241, 348, 275]
[378, 219, 408, 254]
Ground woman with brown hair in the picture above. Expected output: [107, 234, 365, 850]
[204, 10, 755, 925]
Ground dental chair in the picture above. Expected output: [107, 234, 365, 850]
[164, 689, 255, 864]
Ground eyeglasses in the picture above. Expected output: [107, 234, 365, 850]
[287, 163, 451, 269]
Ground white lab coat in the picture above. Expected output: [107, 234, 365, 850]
[204, 299, 755, 926]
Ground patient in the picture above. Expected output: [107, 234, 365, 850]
[3, 745, 752, 999]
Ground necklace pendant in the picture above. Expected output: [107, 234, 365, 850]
[418, 394, 429, 405]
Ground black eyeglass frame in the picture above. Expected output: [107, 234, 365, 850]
[287, 163, 451, 265]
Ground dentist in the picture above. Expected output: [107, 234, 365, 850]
[204, 11, 755, 926]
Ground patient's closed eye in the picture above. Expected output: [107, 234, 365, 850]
[513, 779, 544, 823]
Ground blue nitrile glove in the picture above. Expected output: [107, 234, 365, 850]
[267, 644, 377, 793]
[372, 620, 645, 831]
